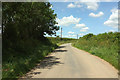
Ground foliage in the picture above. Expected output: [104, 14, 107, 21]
[2, 2, 60, 79]
[2, 37, 75, 79]
[48, 37, 76, 45]
[73, 32, 120, 69]
[2, 2, 59, 41]
[80, 33, 95, 40]
[2, 39, 54, 79]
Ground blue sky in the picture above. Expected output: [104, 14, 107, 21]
[48, 2, 118, 39]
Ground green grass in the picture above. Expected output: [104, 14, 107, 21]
[48, 37, 76, 45]
[2, 37, 75, 79]
[72, 32, 119, 70]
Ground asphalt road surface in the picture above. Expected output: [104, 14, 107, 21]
[23, 43, 118, 78]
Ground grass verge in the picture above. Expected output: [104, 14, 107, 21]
[2, 37, 75, 80]
[72, 32, 119, 70]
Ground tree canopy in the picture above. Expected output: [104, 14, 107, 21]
[2, 2, 59, 41]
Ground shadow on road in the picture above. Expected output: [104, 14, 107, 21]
[54, 49, 67, 52]
[58, 46, 66, 48]
[24, 56, 63, 78]
[36, 56, 63, 69]
[53, 46, 67, 52]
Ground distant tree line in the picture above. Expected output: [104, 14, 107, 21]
[79, 32, 120, 42]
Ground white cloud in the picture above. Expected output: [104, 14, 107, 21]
[74, 23, 89, 32]
[79, 0, 99, 10]
[104, 8, 119, 28]
[66, 0, 118, 11]
[67, 1, 98, 10]
[67, 3, 76, 8]
[108, 30, 116, 32]
[63, 34, 76, 38]
[67, 2, 82, 8]
[68, 31, 75, 34]
[67, 1, 99, 10]
[56, 15, 81, 26]
[74, 23, 86, 28]
[80, 27, 89, 32]
[89, 11, 104, 17]
[68, 34, 76, 37]
[83, 2, 98, 10]
[78, 33, 85, 36]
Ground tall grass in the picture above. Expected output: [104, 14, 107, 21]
[2, 37, 75, 79]
[72, 32, 119, 69]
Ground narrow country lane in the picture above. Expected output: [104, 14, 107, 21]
[22, 43, 118, 78]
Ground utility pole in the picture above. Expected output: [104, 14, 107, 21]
[77, 34, 78, 39]
[61, 27, 62, 40]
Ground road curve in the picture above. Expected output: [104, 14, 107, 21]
[23, 43, 118, 78]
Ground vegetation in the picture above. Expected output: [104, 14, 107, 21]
[2, 37, 74, 79]
[48, 37, 76, 45]
[2, 2, 59, 40]
[2, 2, 76, 79]
[2, 38, 55, 79]
[2, 2, 58, 79]
[73, 32, 120, 69]
[2, 2, 119, 79]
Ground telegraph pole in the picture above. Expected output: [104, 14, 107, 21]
[77, 34, 78, 39]
[61, 27, 62, 40]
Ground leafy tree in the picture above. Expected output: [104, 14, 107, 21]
[82, 33, 94, 40]
[2, 2, 59, 42]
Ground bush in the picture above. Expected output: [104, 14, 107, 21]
[73, 32, 119, 69]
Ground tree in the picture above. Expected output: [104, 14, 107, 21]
[83, 33, 94, 40]
[2, 2, 59, 42]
